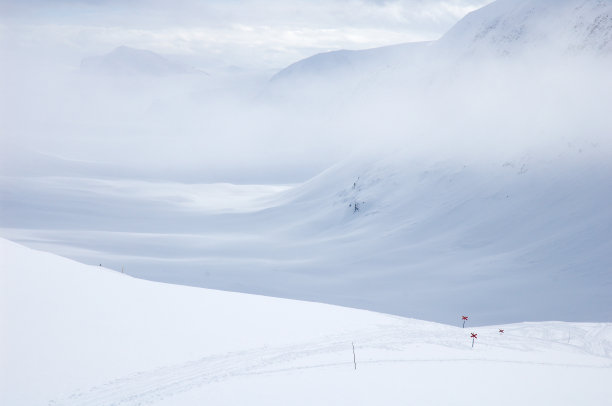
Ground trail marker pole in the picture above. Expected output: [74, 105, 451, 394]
[462, 315, 468, 328]
[471, 332, 478, 348]
[352, 342, 357, 370]
[499, 329, 504, 335]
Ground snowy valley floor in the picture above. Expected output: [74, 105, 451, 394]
[1, 238, 611, 405]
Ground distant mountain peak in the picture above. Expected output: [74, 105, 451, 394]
[81, 46, 198, 76]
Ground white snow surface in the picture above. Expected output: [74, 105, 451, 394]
[4, 142, 610, 326]
[438, 0, 612, 56]
[1, 239, 611, 405]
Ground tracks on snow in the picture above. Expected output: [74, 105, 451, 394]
[50, 336, 357, 406]
[50, 324, 612, 406]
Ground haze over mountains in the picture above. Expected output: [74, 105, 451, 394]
[81, 46, 203, 76]
[1, 0, 611, 326]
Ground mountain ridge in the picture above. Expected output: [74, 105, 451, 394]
[270, 0, 612, 86]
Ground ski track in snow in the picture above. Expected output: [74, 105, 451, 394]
[50, 324, 612, 406]
[51, 336, 355, 406]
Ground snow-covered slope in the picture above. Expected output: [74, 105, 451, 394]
[438, 0, 612, 57]
[1, 239, 611, 405]
[2, 105, 611, 326]
[262, 41, 430, 104]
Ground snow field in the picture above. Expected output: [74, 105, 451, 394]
[1, 239, 610, 405]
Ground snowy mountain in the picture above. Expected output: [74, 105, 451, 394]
[1, 239, 611, 405]
[1, 0, 611, 333]
[270, 0, 612, 90]
[81, 46, 200, 76]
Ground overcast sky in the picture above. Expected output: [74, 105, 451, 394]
[1, 0, 492, 69]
